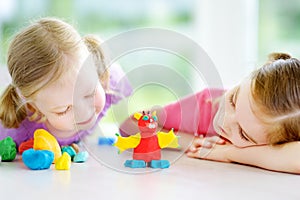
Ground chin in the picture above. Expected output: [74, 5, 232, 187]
[75, 123, 94, 131]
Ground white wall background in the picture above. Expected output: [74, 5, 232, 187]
[194, 0, 259, 88]
[0, 0, 259, 91]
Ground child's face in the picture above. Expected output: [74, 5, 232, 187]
[213, 80, 268, 147]
[33, 50, 106, 138]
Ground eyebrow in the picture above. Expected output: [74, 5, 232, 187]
[234, 87, 258, 144]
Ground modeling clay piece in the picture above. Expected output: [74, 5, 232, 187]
[61, 146, 76, 160]
[70, 143, 80, 153]
[73, 151, 89, 163]
[98, 137, 116, 145]
[114, 111, 180, 169]
[33, 129, 61, 163]
[19, 138, 34, 154]
[0, 136, 17, 161]
[22, 148, 54, 170]
[55, 152, 71, 170]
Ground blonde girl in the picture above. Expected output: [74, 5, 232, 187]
[0, 17, 131, 146]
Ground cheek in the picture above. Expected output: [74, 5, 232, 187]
[46, 115, 75, 131]
[94, 85, 106, 113]
[213, 98, 225, 128]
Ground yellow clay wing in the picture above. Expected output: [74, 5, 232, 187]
[113, 133, 141, 154]
[157, 128, 180, 149]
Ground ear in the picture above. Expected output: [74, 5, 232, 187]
[26, 103, 38, 113]
[133, 112, 143, 120]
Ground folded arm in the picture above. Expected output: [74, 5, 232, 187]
[227, 141, 300, 174]
[187, 137, 300, 174]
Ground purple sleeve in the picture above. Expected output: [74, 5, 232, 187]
[0, 119, 46, 147]
[108, 63, 132, 104]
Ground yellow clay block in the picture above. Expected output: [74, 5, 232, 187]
[33, 129, 62, 163]
[55, 152, 71, 170]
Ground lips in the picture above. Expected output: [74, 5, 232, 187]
[77, 115, 94, 125]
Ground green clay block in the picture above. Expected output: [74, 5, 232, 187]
[0, 137, 17, 161]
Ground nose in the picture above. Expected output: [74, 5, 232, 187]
[222, 111, 237, 136]
[73, 98, 95, 122]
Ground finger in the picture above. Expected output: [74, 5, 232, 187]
[197, 147, 212, 158]
[201, 140, 213, 148]
[186, 151, 200, 158]
[207, 136, 226, 144]
[186, 147, 211, 159]
[188, 138, 203, 152]
[188, 138, 212, 152]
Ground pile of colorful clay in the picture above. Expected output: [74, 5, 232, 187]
[19, 129, 89, 170]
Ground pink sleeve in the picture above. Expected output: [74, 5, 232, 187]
[158, 88, 225, 136]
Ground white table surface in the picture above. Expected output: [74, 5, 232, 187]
[1, 128, 300, 200]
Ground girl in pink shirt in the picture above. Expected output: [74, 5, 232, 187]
[121, 53, 300, 174]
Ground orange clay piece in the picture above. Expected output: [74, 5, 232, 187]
[19, 138, 34, 154]
[55, 152, 71, 170]
[33, 129, 62, 163]
[70, 143, 80, 153]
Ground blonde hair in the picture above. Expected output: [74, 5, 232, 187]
[251, 53, 300, 145]
[0, 17, 109, 128]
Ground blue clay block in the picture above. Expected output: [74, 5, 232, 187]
[73, 151, 89, 163]
[150, 160, 170, 169]
[124, 160, 146, 168]
[61, 146, 76, 159]
[98, 137, 116, 145]
[22, 148, 54, 170]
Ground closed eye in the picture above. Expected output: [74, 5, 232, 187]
[56, 105, 72, 116]
[238, 126, 249, 141]
[84, 91, 95, 98]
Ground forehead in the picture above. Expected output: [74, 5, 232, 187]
[235, 80, 268, 143]
[34, 54, 98, 110]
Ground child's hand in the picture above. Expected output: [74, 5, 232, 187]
[186, 136, 234, 163]
[187, 136, 226, 152]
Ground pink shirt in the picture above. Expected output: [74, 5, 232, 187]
[159, 88, 225, 136]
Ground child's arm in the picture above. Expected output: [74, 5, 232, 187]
[226, 142, 300, 174]
[187, 139, 300, 174]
